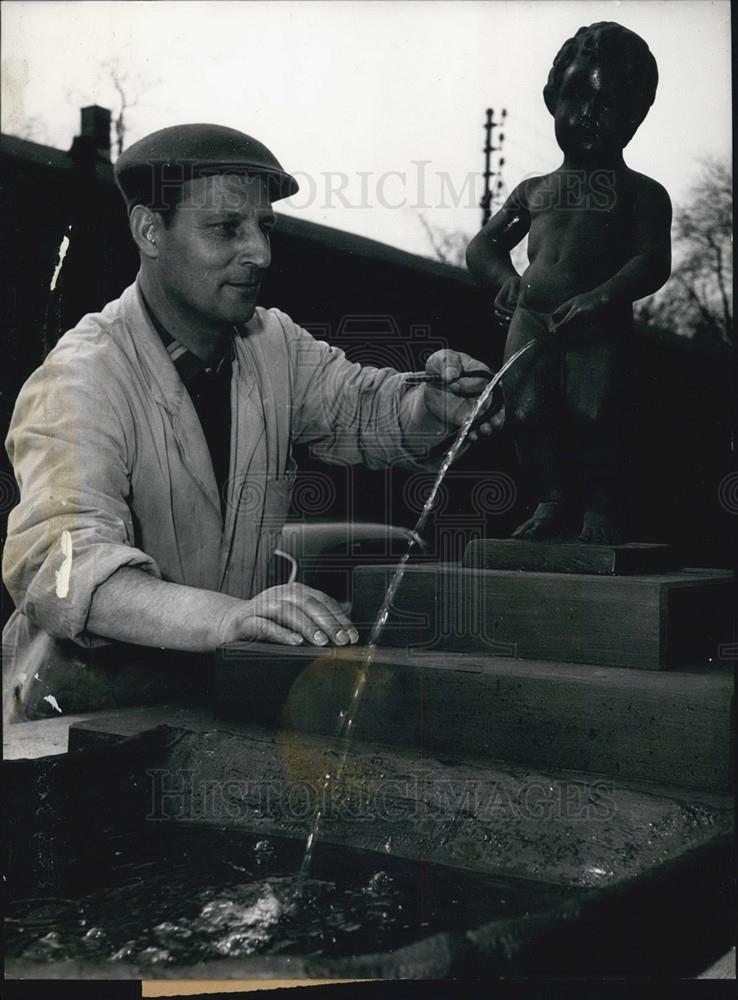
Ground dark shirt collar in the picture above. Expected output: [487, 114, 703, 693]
[140, 289, 232, 381]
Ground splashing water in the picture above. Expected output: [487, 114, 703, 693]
[293, 340, 536, 897]
[7, 825, 578, 969]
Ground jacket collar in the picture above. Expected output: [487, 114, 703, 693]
[138, 287, 233, 383]
[119, 280, 190, 416]
[120, 278, 253, 409]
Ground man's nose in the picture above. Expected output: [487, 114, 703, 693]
[236, 227, 271, 269]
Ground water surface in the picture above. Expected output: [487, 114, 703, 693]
[6, 823, 577, 968]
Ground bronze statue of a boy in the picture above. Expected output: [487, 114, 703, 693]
[467, 22, 672, 543]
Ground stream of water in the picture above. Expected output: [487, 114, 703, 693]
[294, 340, 536, 894]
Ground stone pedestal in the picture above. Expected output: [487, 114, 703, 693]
[213, 644, 734, 792]
[349, 563, 734, 671]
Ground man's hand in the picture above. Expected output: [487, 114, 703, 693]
[550, 289, 611, 346]
[421, 350, 497, 440]
[494, 274, 521, 326]
[215, 583, 360, 648]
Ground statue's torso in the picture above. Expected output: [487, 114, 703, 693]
[519, 168, 638, 314]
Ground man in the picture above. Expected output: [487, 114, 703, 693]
[3, 124, 495, 722]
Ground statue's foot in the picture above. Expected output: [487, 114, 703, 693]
[511, 500, 564, 540]
[579, 509, 616, 545]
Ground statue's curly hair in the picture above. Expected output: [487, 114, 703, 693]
[543, 22, 658, 133]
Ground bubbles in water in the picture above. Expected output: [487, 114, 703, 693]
[198, 883, 285, 957]
[200, 898, 241, 928]
[138, 945, 171, 964]
[366, 870, 393, 895]
[200, 884, 283, 932]
[110, 941, 136, 961]
[22, 930, 66, 963]
[254, 839, 276, 866]
[39, 931, 62, 947]
[153, 920, 192, 945]
[213, 926, 270, 957]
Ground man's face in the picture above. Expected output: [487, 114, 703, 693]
[153, 173, 275, 327]
[553, 57, 635, 158]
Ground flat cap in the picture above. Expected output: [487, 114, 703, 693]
[114, 123, 299, 211]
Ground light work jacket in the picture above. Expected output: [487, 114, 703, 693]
[3, 280, 448, 721]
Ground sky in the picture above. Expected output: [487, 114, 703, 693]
[2, 0, 732, 257]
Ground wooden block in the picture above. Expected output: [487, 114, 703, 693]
[463, 539, 679, 575]
[349, 564, 734, 670]
[213, 644, 734, 793]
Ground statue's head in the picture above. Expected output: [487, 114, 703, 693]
[544, 22, 658, 156]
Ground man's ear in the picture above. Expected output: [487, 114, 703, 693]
[130, 205, 162, 258]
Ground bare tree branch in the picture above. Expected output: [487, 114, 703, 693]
[415, 213, 471, 268]
[640, 157, 732, 343]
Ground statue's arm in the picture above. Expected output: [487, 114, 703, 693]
[466, 182, 532, 294]
[550, 178, 672, 335]
[597, 176, 673, 305]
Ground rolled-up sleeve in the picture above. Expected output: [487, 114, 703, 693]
[280, 311, 452, 469]
[3, 355, 161, 646]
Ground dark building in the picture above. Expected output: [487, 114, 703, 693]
[1, 108, 733, 594]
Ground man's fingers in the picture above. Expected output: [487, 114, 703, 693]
[242, 616, 304, 646]
[301, 587, 358, 645]
[301, 596, 352, 645]
[254, 596, 339, 647]
[448, 380, 489, 398]
[428, 350, 495, 388]
[250, 597, 316, 641]
[298, 584, 353, 623]
[425, 350, 462, 383]
[262, 584, 359, 646]
[278, 600, 334, 645]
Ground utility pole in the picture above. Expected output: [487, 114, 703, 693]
[480, 107, 507, 228]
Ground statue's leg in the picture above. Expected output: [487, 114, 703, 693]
[503, 308, 567, 539]
[564, 331, 623, 544]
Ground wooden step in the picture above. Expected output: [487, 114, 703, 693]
[214, 644, 734, 793]
[349, 564, 734, 670]
[463, 539, 679, 575]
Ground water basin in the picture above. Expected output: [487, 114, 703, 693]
[4, 714, 733, 979]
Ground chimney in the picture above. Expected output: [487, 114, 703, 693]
[79, 105, 111, 161]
